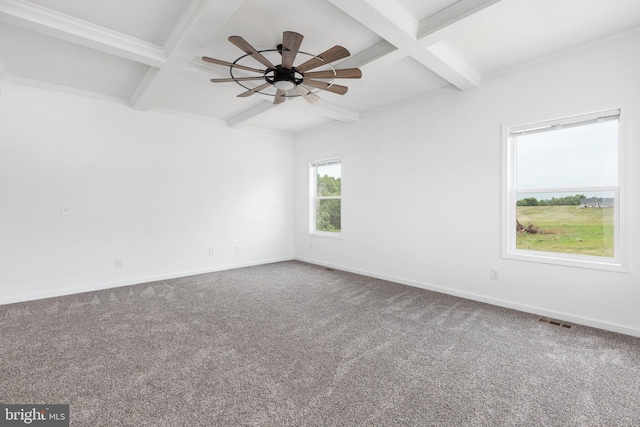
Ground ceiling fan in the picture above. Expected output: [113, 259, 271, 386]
[202, 31, 362, 105]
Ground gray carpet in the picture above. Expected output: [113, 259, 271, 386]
[1, 261, 639, 426]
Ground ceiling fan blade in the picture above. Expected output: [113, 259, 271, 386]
[228, 36, 276, 69]
[294, 85, 320, 103]
[202, 57, 265, 74]
[303, 68, 362, 79]
[295, 46, 351, 73]
[273, 89, 287, 105]
[302, 79, 349, 95]
[237, 83, 272, 97]
[210, 77, 265, 83]
[281, 31, 303, 69]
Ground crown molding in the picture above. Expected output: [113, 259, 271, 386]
[361, 84, 457, 119]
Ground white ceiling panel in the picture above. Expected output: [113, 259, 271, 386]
[0, 23, 149, 99]
[26, 0, 192, 45]
[157, 75, 267, 121]
[340, 56, 450, 112]
[239, 102, 337, 135]
[445, 0, 640, 76]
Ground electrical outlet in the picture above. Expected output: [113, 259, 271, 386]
[115, 258, 123, 268]
[490, 269, 500, 281]
[60, 205, 70, 216]
[309, 243, 313, 249]
[209, 248, 215, 256]
[235, 246, 240, 253]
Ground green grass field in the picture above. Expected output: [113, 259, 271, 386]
[516, 206, 614, 257]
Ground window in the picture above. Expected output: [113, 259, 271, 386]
[502, 106, 626, 271]
[310, 159, 341, 237]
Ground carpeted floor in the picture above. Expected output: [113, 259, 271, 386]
[1, 261, 639, 426]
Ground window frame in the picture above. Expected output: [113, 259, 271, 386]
[309, 158, 343, 239]
[501, 103, 628, 272]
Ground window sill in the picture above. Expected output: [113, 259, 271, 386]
[309, 231, 343, 240]
[503, 250, 627, 273]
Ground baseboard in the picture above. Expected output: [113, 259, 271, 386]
[0, 257, 294, 306]
[294, 256, 640, 338]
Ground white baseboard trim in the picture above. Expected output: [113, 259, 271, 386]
[294, 256, 640, 338]
[0, 257, 294, 306]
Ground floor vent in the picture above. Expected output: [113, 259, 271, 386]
[325, 268, 335, 271]
[539, 317, 573, 329]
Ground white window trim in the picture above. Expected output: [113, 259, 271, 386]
[309, 158, 343, 239]
[501, 102, 628, 272]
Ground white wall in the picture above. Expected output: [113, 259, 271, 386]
[0, 83, 294, 304]
[294, 36, 640, 337]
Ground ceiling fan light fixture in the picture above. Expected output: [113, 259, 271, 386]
[273, 80, 295, 90]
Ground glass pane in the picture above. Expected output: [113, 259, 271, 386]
[516, 120, 618, 189]
[516, 190, 614, 257]
[316, 199, 341, 233]
[317, 164, 341, 196]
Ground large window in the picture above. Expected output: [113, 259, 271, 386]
[310, 159, 341, 236]
[502, 106, 626, 271]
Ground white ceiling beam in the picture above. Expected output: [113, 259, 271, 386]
[0, 0, 166, 67]
[335, 40, 408, 77]
[418, 0, 505, 46]
[359, 48, 408, 76]
[184, 58, 258, 80]
[309, 100, 360, 123]
[336, 40, 397, 68]
[328, 0, 478, 90]
[131, 0, 244, 111]
[426, 41, 479, 86]
[227, 100, 275, 128]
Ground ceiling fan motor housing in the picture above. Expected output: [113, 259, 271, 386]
[267, 65, 302, 90]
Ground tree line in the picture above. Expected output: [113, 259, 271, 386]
[317, 174, 341, 232]
[516, 194, 586, 207]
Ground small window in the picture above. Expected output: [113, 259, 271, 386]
[502, 107, 626, 271]
[310, 159, 341, 237]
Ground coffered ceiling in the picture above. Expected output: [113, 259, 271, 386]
[1, 0, 639, 135]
